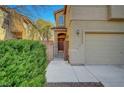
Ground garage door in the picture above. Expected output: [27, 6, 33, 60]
[86, 33, 124, 64]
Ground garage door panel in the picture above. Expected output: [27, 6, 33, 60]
[86, 34, 124, 64]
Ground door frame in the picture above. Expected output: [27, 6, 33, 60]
[58, 38, 64, 51]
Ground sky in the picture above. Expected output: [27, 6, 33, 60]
[8, 5, 64, 24]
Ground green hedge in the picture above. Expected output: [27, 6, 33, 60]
[0, 40, 48, 87]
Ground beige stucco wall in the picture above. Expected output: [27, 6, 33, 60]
[0, 9, 14, 40]
[66, 5, 124, 64]
[0, 28, 5, 40]
[69, 20, 124, 64]
[69, 5, 124, 20]
[65, 6, 71, 28]
[65, 6, 71, 42]
[70, 6, 108, 20]
[0, 10, 5, 40]
[109, 5, 124, 19]
[71, 20, 124, 32]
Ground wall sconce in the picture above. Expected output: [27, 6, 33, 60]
[76, 29, 80, 35]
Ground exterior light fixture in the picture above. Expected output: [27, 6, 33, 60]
[76, 29, 80, 35]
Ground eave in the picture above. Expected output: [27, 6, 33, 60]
[51, 27, 67, 32]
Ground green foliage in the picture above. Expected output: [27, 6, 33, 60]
[36, 19, 53, 41]
[0, 40, 48, 87]
[36, 19, 53, 27]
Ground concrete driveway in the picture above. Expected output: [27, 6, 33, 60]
[46, 58, 124, 87]
[86, 65, 124, 87]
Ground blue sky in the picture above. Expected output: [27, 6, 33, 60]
[8, 5, 64, 24]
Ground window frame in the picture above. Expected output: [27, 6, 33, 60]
[58, 15, 64, 27]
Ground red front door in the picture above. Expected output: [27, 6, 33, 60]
[58, 38, 64, 51]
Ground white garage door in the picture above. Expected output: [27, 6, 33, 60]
[86, 33, 124, 64]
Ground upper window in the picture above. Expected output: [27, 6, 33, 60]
[58, 15, 64, 27]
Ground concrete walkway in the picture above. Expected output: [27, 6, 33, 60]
[46, 58, 98, 83]
[46, 58, 124, 87]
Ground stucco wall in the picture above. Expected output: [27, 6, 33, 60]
[0, 28, 5, 40]
[0, 10, 14, 40]
[109, 6, 124, 19]
[0, 10, 5, 40]
[71, 20, 124, 32]
[65, 5, 124, 64]
[70, 5, 124, 21]
[69, 20, 124, 64]
[70, 6, 108, 20]
[43, 41, 54, 61]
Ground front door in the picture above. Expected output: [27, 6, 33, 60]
[58, 38, 64, 51]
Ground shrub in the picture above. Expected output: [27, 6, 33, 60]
[0, 40, 48, 87]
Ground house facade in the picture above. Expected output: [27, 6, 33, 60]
[0, 6, 40, 40]
[0, 8, 6, 40]
[52, 9, 68, 59]
[22, 16, 40, 40]
[53, 5, 124, 64]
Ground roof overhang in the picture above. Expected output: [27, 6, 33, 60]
[51, 27, 67, 32]
[51, 27, 67, 30]
[54, 8, 64, 15]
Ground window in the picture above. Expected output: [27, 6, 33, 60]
[58, 15, 64, 26]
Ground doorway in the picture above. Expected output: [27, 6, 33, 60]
[57, 33, 66, 58]
[58, 38, 64, 51]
